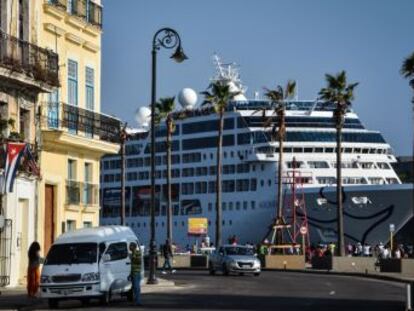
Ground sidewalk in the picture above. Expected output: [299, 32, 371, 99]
[0, 277, 177, 311]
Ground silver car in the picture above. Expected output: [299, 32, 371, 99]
[208, 245, 261, 276]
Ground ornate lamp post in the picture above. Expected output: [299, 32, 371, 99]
[147, 28, 187, 285]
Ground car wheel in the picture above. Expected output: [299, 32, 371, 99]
[239, 272, 244, 276]
[48, 298, 59, 309]
[209, 262, 216, 275]
[100, 290, 111, 305]
[254, 273, 260, 277]
[223, 264, 229, 276]
[126, 288, 133, 302]
[81, 298, 90, 306]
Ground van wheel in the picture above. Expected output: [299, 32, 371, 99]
[81, 298, 90, 306]
[100, 291, 111, 305]
[209, 262, 215, 275]
[48, 298, 59, 309]
[126, 289, 133, 302]
[223, 264, 229, 276]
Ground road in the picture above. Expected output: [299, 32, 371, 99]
[0, 270, 407, 311]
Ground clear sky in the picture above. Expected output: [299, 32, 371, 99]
[101, 0, 413, 156]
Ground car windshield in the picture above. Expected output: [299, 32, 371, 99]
[45, 243, 98, 265]
[225, 246, 254, 256]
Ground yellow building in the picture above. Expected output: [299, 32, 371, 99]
[36, 0, 119, 252]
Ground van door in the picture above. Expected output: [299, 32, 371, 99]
[99, 242, 130, 293]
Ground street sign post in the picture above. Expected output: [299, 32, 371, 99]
[389, 224, 395, 251]
[300, 226, 307, 255]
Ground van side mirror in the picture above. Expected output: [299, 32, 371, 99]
[102, 254, 111, 262]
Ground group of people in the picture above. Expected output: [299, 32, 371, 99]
[346, 242, 413, 259]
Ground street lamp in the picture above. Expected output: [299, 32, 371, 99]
[147, 28, 187, 285]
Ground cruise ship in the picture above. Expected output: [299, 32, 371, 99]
[100, 57, 413, 248]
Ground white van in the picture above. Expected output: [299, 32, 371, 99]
[40, 226, 144, 308]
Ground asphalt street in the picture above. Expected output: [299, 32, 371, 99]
[0, 270, 407, 311]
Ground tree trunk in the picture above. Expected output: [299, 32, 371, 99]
[166, 117, 173, 244]
[277, 109, 285, 220]
[335, 108, 345, 257]
[215, 110, 224, 248]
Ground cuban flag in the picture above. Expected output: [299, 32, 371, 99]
[3, 143, 26, 193]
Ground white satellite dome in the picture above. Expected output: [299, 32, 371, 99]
[135, 106, 151, 127]
[178, 88, 197, 109]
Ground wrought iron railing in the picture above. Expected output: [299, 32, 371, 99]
[0, 30, 59, 87]
[46, 0, 103, 29]
[42, 102, 121, 143]
[66, 180, 98, 206]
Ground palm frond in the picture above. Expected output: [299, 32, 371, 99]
[401, 51, 414, 79]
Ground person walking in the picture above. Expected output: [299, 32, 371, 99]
[129, 243, 142, 306]
[162, 239, 176, 274]
[27, 242, 42, 298]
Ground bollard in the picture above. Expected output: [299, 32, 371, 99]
[407, 283, 412, 311]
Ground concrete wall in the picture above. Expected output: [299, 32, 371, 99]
[332, 257, 378, 273]
[265, 255, 305, 270]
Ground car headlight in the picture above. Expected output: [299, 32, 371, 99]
[81, 272, 100, 282]
[41, 275, 51, 284]
[254, 260, 261, 267]
[229, 260, 237, 267]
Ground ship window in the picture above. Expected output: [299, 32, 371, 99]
[182, 153, 201, 163]
[267, 179, 272, 186]
[223, 180, 235, 192]
[284, 148, 293, 153]
[208, 203, 213, 212]
[209, 166, 216, 175]
[182, 167, 195, 177]
[344, 148, 352, 153]
[223, 165, 236, 174]
[251, 201, 256, 210]
[342, 177, 367, 184]
[210, 153, 213, 159]
[250, 179, 257, 191]
[293, 147, 303, 153]
[360, 162, 375, 169]
[326, 148, 334, 153]
[229, 202, 233, 211]
[386, 178, 399, 184]
[195, 182, 207, 194]
[260, 180, 264, 187]
[182, 118, 234, 134]
[224, 152, 227, 158]
[261, 164, 265, 171]
[368, 177, 385, 185]
[236, 179, 249, 192]
[304, 148, 313, 153]
[377, 162, 390, 169]
[174, 221, 177, 227]
[181, 183, 194, 195]
[316, 177, 336, 184]
[252, 165, 256, 171]
[235, 202, 240, 210]
[183, 135, 234, 150]
[243, 201, 248, 210]
[332, 162, 358, 169]
[230, 151, 234, 158]
[362, 148, 369, 154]
[237, 163, 250, 173]
[181, 200, 202, 215]
[208, 181, 216, 193]
[229, 220, 233, 225]
[308, 161, 329, 168]
[223, 202, 227, 211]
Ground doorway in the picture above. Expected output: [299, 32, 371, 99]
[44, 184, 55, 254]
[18, 199, 28, 285]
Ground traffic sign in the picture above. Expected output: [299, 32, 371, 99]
[300, 226, 307, 235]
[389, 224, 395, 232]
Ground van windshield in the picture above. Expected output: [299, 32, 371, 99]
[45, 243, 98, 265]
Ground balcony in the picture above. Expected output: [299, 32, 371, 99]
[41, 101, 121, 144]
[0, 30, 59, 90]
[46, 0, 103, 29]
[66, 180, 98, 206]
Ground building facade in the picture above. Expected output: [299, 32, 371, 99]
[0, 0, 59, 287]
[35, 0, 120, 254]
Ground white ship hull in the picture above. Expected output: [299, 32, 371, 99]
[101, 183, 413, 247]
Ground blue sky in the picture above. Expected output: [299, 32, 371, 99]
[102, 0, 413, 156]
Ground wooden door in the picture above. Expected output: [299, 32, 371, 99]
[44, 184, 55, 254]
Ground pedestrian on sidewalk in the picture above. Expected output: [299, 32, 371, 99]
[162, 239, 176, 274]
[27, 242, 42, 298]
[129, 242, 142, 306]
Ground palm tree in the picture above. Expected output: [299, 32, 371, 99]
[319, 71, 358, 256]
[155, 97, 176, 244]
[201, 81, 240, 248]
[400, 51, 414, 157]
[263, 81, 296, 244]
